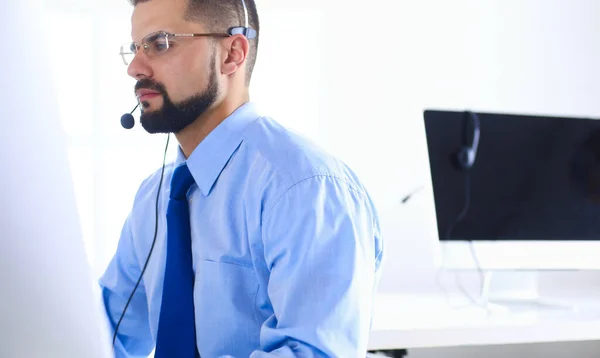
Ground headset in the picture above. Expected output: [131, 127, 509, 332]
[453, 111, 481, 171]
[229, 0, 257, 39]
[113, 0, 257, 350]
[446, 112, 484, 303]
[446, 110, 481, 240]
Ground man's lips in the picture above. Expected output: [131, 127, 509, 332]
[136, 89, 161, 101]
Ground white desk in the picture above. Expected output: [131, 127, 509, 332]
[368, 293, 600, 351]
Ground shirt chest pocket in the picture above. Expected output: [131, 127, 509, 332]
[193, 260, 262, 357]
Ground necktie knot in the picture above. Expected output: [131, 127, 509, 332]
[170, 163, 195, 201]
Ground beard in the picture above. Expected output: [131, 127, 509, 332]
[135, 59, 219, 134]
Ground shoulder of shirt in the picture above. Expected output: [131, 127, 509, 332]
[131, 161, 176, 206]
[241, 115, 369, 196]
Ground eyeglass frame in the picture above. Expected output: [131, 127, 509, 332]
[119, 26, 257, 66]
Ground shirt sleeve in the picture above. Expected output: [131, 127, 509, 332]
[98, 215, 155, 358]
[250, 175, 384, 357]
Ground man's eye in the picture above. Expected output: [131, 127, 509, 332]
[152, 39, 170, 52]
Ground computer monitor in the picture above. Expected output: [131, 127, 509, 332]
[423, 109, 600, 271]
[0, 2, 113, 357]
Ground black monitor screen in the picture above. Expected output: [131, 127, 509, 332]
[424, 110, 600, 241]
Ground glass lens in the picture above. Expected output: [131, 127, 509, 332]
[144, 32, 170, 57]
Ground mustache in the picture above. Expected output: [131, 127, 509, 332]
[134, 79, 167, 95]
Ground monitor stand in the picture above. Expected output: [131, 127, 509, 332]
[479, 271, 576, 312]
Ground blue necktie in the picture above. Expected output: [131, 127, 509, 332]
[155, 163, 198, 358]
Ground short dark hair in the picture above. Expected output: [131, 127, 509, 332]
[131, 0, 260, 86]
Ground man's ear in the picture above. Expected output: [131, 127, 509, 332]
[220, 34, 249, 76]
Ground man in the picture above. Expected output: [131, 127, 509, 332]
[100, 0, 384, 357]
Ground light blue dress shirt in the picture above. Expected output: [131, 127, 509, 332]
[100, 102, 384, 358]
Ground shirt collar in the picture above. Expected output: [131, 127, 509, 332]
[174, 102, 260, 196]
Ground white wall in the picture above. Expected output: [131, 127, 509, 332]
[292, 0, 600, 294]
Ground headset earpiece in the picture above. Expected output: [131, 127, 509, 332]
[454, 111, 481, 170]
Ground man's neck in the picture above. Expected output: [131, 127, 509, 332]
[175, 94, 249, 159]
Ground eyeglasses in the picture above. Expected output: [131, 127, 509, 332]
[119, 30, 231, 65]
[121, 0, 257, 66]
